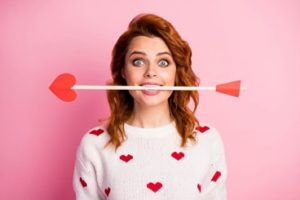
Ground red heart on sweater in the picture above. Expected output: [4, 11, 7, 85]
[119, 154, 133, 163]
[197, 183, 202, 192]
[211, 171, 221, 182]
[89, 129, 104, 136]
[105, 187, 111, 196]
[147, 182, 162, 193]
[79, 177, 87, 187]
[171, 151, 185, 160]
[49, 73, 77, 102]
[196, 125, 210, 133]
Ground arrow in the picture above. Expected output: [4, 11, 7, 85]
[49, 73, 247, 102]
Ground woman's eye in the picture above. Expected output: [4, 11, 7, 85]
[132, 59, 144, 66]
[159, 59, 169, 67]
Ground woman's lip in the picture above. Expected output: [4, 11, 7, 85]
[140, 82, 163, 86]
[142, 89, 160, 96]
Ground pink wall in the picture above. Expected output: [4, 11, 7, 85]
[1, 0, 300, 199]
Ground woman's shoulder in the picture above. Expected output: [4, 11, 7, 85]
[194, 122, 224, 144]
[192, 122, 226, 160]
[76, 124, 111, 157]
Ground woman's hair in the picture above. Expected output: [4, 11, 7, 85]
[104, 13, 201, 150]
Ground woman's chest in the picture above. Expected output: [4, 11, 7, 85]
[97, 141, 212, 200]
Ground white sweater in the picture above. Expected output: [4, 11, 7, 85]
[73, 121, 227, 200]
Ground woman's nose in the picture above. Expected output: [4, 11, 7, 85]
[144, 64, 157, 78]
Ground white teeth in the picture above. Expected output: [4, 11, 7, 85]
[142, 84, 161, 87]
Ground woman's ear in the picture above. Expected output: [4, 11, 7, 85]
[121, 69, 126, 79]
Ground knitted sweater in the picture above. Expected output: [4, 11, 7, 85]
[73, 121, 227, 200]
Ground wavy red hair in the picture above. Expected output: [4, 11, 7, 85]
[104, 13, 201, 150]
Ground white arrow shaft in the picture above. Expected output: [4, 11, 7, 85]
[72, 85, 247, 91]
[72, 85, 218, 91]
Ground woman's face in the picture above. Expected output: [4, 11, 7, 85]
[123, 36, 176, 108]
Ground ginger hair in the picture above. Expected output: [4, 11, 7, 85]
[104, 13, 201, 150]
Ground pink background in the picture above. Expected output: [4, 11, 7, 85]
[1, 0, 300, 199]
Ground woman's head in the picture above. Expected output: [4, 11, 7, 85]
[110, 13, 198, 94]
[106, 13, 200, 149]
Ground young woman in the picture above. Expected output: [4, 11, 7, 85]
[73, 13, 227, 200]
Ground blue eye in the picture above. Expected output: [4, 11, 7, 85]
[132, 59, 144, 66]
[159, 59, 169, 67]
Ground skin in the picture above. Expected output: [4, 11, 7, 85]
[122, 36, 176, 128]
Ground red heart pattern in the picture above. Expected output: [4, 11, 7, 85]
[147, 182, 163, 193]
[171, 151, 185, 160]
[105, 187, 111, 196]
[211, 171, 221, 182]
[196, 125, 210, 133]
[89, 129, 104, 136]
[197, 183, 202, 192]
[120, 154, 133, 163]
[79, 177, 87, 187]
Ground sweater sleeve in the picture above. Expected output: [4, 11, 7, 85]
[73, 134, 105, 200]
[200, 127, 228, 200]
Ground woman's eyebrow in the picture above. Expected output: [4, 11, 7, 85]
[129, 51, 146, 57]
[157, 51, 171, 56]
[128, 51, 171, 57]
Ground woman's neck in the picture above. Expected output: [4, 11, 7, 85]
[126, 102, 173, 128]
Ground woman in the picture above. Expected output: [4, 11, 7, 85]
[73, 13, 227, 200]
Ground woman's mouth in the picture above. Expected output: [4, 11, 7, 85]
[140, 83, 162, 96]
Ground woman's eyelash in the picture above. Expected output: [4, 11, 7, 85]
[159, 59, 169, 65]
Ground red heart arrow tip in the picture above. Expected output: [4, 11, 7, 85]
[49, 73, 77, 102]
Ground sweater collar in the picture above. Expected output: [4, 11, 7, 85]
[124, 121, 177, 138]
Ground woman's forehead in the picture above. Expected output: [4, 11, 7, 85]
[126, 36, 171, 57]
